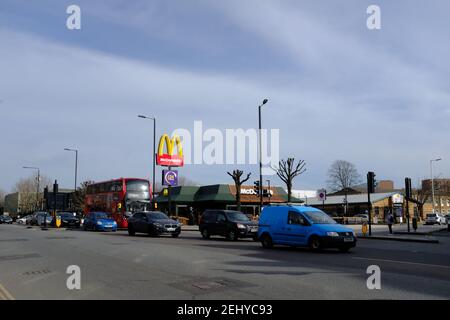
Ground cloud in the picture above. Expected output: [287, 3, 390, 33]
[1, 1, 449, 192]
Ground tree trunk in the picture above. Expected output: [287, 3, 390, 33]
[287, 181, 292, 203]
[236, 185, 241, 212]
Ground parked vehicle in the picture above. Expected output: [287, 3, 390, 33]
[17, 215, 32, 224]
[52, 212, 81, 228]
[258, 205, 357, 252]
[425, 213, 447, 225]
[354, 214, 369, 221]
[128, 211, 181, 237]
[0, 215, 13, 224]
[446, 214, 450, 224]
[199, 210, 259, 241]
[83, 212, 117, 231]
[30, 212, 52, 226]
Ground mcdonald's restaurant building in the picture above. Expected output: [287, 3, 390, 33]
[155, 184, 301, 223]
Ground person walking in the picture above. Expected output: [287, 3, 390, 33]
[387, 212, 394, 234]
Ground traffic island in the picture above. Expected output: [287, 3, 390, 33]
[358, 235, 439, 243]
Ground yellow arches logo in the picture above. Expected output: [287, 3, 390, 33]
[156, 134, 184, 167]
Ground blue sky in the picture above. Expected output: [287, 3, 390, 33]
[1, 0, 449, 192]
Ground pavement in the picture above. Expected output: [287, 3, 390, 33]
[0, 223, 449, 299]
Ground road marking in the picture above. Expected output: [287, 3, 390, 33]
[353, 257, 450, 270]
[0, 283, 15, 300]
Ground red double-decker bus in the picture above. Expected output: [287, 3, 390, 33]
[85, 178, 152, 228]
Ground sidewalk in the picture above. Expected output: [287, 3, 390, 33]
[349, 224, 445, 243]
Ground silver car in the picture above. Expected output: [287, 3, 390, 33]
[425, 213, 446, 225]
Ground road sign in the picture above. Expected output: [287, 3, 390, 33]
[162, 170, 178, 186]
[317, 189, 327, 202]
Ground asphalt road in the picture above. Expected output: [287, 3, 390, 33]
[0, 224, 449, 300]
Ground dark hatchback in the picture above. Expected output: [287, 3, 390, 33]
[128, 211, 182, 237]
[52, 212, 81, 228]
[199, 210, 259, 241]
[0, 215, 13, 224]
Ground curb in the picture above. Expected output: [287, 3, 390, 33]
[358, 236, 439, 244]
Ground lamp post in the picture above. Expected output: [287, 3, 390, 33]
[22, 166, 40, 210]
[64, 148, 78, 191]
[430, 158, 442, 213]
[258, 99, 268, 214]
[138, 115, 156, 211]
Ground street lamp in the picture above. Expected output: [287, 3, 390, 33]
[64, 148, 78, 191]
[138, 115, 156, 211]
[430, 158, 442, 213]
[22, 166, 40, 210]
[258, 98, 269, 214]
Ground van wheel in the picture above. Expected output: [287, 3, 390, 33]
[201, 229, 210, 239]
[128, 225, 135, 236]
[261, 234, 273, 249]
[227, 230, 238, 241]
[309, 236, 322, 252]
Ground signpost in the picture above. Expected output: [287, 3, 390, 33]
[156, 134, 184, 216]
[317, 189, 327, 207]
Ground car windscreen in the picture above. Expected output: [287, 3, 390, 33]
[303, 211, 337, 224]
[59, 213, 76, 219]
[426, 214, 437, 218]
[225, 211, 250, 222]
[94, 213, 111, 220]
[147, 212, 169, 220]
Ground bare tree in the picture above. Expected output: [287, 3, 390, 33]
[0, 188, 6, 211]
[72, 180, 94, 212]
[272, 158, 306, 202]
[227, 170, 251, 212]
[13, 174, 52, 212]
[327, 160, 362, 192]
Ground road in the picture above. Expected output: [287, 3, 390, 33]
[0, 224, 449, 299]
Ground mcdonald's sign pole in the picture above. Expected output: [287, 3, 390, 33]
[156, 134, 184, 216]
[138, 115, 157, 210]
[258, 99, 268, 214]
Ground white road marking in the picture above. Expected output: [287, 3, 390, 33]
[0, 283, 15, 300]
[353, 257, 450, 270]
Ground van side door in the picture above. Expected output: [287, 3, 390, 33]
[284, 211, 310, 246]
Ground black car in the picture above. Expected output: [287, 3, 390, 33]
[128, 211, 181, 237]
[0, 215, 13, 224]
[52, 212, 81, 228]
[199, 210, 259, 241]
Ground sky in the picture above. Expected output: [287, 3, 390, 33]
[1, 0, 449, 192]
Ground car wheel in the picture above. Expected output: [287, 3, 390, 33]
[83, 224, 87, 231]
[261, 234, 273, 249]
[253, 235, 259, 242]
[148, 226, 157, 237]
[128, 225, 135, 236]
[227, 230, 238, 241]
[171, 233, 180, 238]
[201, 229, 210, 239]
[309, 236, 322, 252]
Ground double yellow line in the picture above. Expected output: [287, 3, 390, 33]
[0, 283, 14, 300]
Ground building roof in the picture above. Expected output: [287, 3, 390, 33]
[155, 184, 303, 204]
[303, 192, 401, 206]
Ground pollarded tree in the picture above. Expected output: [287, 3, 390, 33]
[227, 170, 251, 212]
[273, 158, 306, 202]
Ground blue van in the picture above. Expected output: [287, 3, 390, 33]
[258, 205, 356, 252]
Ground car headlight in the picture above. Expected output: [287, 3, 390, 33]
[113, 221, 117, 225]
[237, 224, 247, 229]
[327, 231, 339, 237]
[97, 221, 103, 225]
[154, 222, 162, 227]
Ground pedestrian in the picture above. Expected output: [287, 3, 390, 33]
[387, 212, 394, 234]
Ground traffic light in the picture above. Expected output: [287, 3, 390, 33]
[53, 180, 59, 195]
[405, 177, 412, 199]
[367, 172, 376, 193]
[44, 186, 49, 209]
[253, 180, 260, 196]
